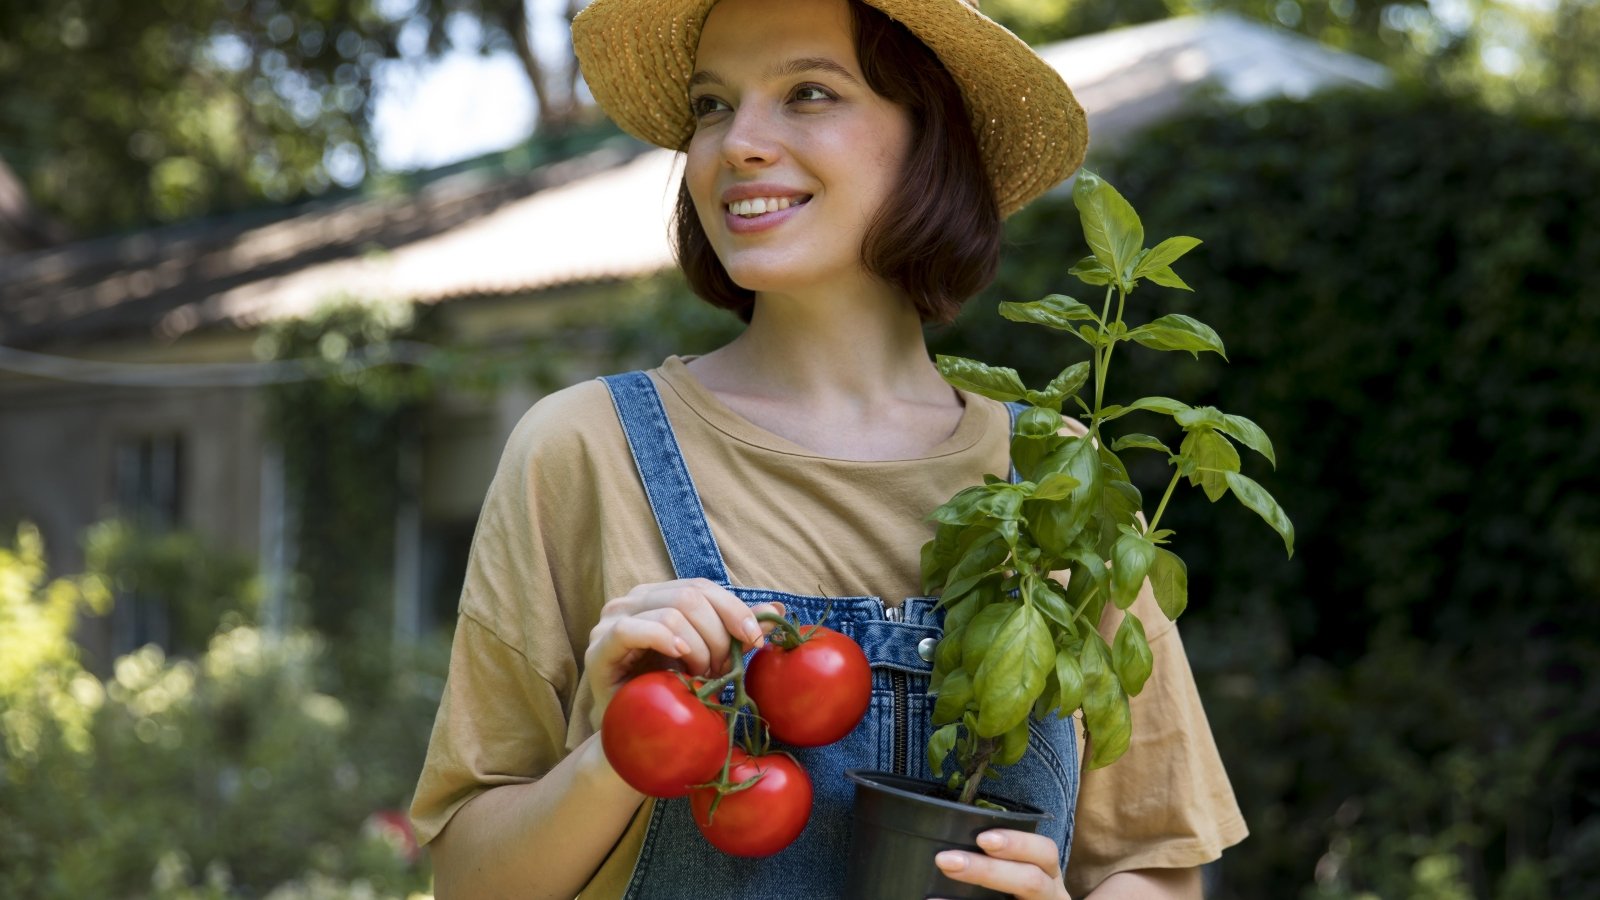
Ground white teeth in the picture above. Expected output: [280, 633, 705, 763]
[728, 196, 803, 217]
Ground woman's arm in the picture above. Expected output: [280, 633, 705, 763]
[428, 580, 785, 899]
[429, 732, 642, 900]
[1085, 867, 1201, 899]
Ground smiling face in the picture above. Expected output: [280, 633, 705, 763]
[683, 0, 915, 299]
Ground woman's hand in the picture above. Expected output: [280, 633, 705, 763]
[933, 829, 1071, 900]
[585, 577, 785, 716]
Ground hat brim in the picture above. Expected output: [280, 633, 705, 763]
[571, 0, 1087, 218]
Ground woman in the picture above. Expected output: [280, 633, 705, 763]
[410, 0, 1246, 897]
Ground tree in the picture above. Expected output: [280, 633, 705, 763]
[0, 0, 591, 237]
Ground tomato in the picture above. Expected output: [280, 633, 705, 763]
[690, 749, 813, 857]
[746, 625, 871, 746]
[601, 670, 729, 798]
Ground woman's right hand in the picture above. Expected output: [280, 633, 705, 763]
[584, 578, 786, 718]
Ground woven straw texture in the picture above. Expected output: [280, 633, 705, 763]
[571, 0, 1088, 218]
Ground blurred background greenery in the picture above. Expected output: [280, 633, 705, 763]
[2, 0, 1597, 898]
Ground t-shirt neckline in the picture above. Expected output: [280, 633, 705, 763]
[653, 354, 995, 463]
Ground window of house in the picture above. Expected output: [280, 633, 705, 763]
[109, 433, 184, 654]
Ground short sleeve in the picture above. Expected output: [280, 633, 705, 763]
[1064, 584, 1248, 895]
[407, 383, 613, 846]
[409, 611, 568, 846]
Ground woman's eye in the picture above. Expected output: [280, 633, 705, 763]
[690, 96, 728, 117]
[792, 85, 833, 103]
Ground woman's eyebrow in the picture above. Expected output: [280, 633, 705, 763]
[688, 57, 863, 90]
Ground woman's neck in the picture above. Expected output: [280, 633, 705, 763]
[690, 283, 955, 413]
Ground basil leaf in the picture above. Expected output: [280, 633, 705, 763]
[1218, 412, 1277, 469]
[1224, 471, 1296, 558]
[935, 355, 1026, 402]
[973, 604, 1054, 738]
[1125, 314, 1227, 360]
[1112, 613, 1154, 697]
[1080, 633, 1132, 769]
[1073, 170, 1143, 286]
[998, 295, 1099, 331]
[1131, 235, 1201, 278]
[928, 722, 960, 777]
[1149, 546, 1188, 620]
[1110, 530, 1157, 610]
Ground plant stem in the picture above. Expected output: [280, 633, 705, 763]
[1090, 284, 1115, 439]
[959, 737, 1000, 806]
[1145, 469, 1183, 535]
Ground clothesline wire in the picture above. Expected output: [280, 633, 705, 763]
[0, 341, 444, 388]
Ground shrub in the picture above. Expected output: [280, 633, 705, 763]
[933, 88, 1600, 897]
[0, 524, 445, 899]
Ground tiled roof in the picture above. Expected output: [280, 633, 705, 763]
[0, 14, 1386, 348]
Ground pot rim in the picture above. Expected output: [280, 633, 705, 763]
[845, 769, 1052, 823]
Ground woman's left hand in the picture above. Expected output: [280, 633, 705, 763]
[932, 829, 1071, 900]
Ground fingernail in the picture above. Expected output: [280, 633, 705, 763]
[673, 638, 691, 656]
[743, 618, 761, 641]
[935, 851, 967, 872]
[977, 831, 1004, 850]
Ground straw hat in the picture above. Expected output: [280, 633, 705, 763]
[570, 0, 1087, 218]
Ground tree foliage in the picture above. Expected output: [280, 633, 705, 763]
[936, 86, 1600, 897]
[0, 0, 590, 236]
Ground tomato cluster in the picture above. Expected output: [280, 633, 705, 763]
[600, 616, 870, 857]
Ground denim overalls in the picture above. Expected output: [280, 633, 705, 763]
[600, 371, 1080, 899]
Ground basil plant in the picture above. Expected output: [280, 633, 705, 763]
[921, 171, 1296, 807]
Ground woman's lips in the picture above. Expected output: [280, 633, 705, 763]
[724, 197, 810, 235]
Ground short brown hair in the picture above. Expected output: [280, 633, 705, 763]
[672, 0, 1001, 325]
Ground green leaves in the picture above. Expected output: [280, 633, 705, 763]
[1043, 362, 1091, 406]
[1126, 314, 1227, 360]
[1110, 433, 1172, 455]
[1133, 236, 1202, 276]
[1183, 429, 1241, 502]
[931, 484, 1026, 526]
[1101, 396, 1191, 422]
[1074, 170, 1143, 287]
[928, 722, 960, 777]
[973, 604, 1054, 738]
[1025, 436, 1101, 556]
[936, 355, 1026, 402]
[1053, 646, 1085, 716]
[1149, 547, 1188, 621]
[1217, 413, 1277, 469]
[1112, 613, 1153, 697]
[1110, 530, 1157, 610]
[916, 169, 1295, 797]
[1080, 633, 1132, 769]
[1224, 472, 1296, 558]
[998, 295, 1099, 332]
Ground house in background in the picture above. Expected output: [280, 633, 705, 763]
[0, 14, 1388, 669]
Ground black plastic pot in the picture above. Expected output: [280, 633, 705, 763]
[843, 769, 1051, 900]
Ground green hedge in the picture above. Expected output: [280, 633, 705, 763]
[0, 524, 444, 899]
[934, 88, 1600, 898]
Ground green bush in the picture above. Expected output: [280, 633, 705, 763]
[83, 518, 262, 655]
[0, 524, 445, 899]
[933, 88, 1600, 898]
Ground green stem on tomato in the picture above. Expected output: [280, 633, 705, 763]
[755, 610, 807, 649]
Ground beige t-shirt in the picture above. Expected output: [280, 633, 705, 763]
[410, 356, 1247, 897]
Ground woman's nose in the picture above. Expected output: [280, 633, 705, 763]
[720, 105, 781, 169]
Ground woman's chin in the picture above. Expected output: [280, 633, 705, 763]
[720, 260, 851, 299]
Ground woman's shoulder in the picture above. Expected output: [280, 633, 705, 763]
[501, 376, 629, 469]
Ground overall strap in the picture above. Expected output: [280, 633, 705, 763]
[1005, 401, 1027, 484]
[599, 371, 733, 585]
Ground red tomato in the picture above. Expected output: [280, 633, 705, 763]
[601, 670, 729, 798]
[690, 749, 813, 857]
[746, 625, 871, 747]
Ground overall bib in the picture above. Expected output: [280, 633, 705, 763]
[600, 371, 1080, 899]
